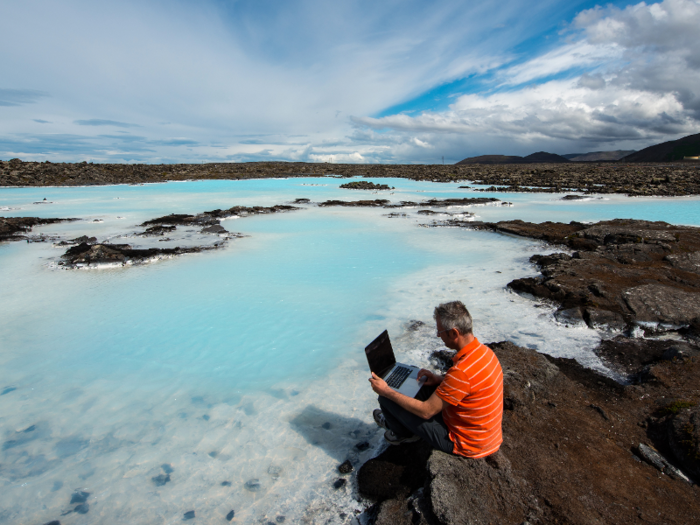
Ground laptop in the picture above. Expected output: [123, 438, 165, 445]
[365, 330, 426, 398]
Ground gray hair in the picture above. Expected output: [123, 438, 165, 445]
[433, 301, 473, 335]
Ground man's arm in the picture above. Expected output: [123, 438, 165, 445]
[369, 372, 446, 420]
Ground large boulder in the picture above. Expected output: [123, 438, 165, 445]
[427, 450, 539, 525]
[623, 284, 700, 325]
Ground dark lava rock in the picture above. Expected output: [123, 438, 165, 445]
[244, 479, 261, 492]
[355, 441, 370, 451]
[0, 217, 78, 242]
[293, 198, 310, 203]
[138, 225, 176, 236]
[183, 510, 195, 520]
[60, 242, 222, 268]
[340, 181, 394, 190]
[667, 405, 700, 480]
[562, 194, 586, 200]
[152, 473, 171, 486]
[464, 219, 700, 331]
[221, 481, 231, 486]
[338, 459, 354, 474]
[74, 503, 89, 515]
[69, 491, 90, 504]
[405, 320, 425, 331]
[333, 478, 346, 489]
[321, 422, 331, 430]
[226, 509, 235, 521]
[201, 224, 227, 234]
[276, 516, 285, 523]
[358, 440, 433, 501]
[42, 521, 61, 525]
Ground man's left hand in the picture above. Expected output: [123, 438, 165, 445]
[369, 372, 392, 396]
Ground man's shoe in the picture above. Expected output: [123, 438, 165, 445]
[373, 409, 388, 430]
[384, 430, 420, 445]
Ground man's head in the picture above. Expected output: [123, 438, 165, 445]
[433, 301, 474, 350]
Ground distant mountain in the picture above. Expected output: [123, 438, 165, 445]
[621, 133, 700, 162]
[564, 150, 636, 162]
[522, 151, 570, 163]
[456, 155, 524, 165]
[456, 152, 570, 164]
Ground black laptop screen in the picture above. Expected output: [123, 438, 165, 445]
[365, 330, 396, 378]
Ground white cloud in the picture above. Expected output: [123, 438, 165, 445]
[353, 0, 700, 160]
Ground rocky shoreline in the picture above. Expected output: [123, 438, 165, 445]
[355, 218, 700, 524]
[2, 158, 700, 196]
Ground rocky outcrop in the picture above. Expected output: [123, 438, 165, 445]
[54, 204, 297, 268]
[3, 159, 700, 196]
[318, 197, 501, 208]
[462, 219, 700, 334]
[59, 242, 228, 268]
[0, 217, 78, 243]
[340, 181, 394, 190]
[141, 204, 299, 227]
[358, 341, 700, 525]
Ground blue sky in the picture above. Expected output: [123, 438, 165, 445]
[1, 0, 699, 164]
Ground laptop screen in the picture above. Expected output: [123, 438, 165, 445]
[365, 330, 396, 378]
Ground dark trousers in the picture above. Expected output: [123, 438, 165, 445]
[378, 393, 454, 454]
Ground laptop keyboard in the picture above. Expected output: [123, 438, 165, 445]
[385, 366, 411, 388]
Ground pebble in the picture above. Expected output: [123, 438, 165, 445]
[0, 386, 16, 396]
[183, 510, 195, 520]
[321, 422, 332, 430]
[276, 517, 286, 523]
[338, 460, 354, 474]
[23, 424, 36, 433]
[244, 479, 261, 492]
[333, 478, 346, 489]
[267, 466, 282, 479]
[221, 481, 232, 486]
[70, 491, 90, 504]
[202, 414, 210, 421]
[152, 474, 171, 486]
[74, 503, 89, 515]
[161, 463, 174, 474]
[355, 441, 370, 451]
[208, 451, 218, 458]
[42, 521, 61, 525]
[226, 510, 235, 521]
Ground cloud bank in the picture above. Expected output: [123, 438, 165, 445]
[357, 0, 700, 161]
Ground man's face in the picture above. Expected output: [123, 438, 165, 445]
[436, 320, 459, 350]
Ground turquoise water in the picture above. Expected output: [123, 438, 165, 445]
[1, 178, 699, 524]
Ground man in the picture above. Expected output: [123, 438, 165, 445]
[369, 301, 503, 458]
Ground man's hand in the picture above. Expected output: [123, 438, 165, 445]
[369, 372, 392, 396]
[417, 369, 443, 386]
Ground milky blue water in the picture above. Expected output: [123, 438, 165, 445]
[1, 178, 699, 524]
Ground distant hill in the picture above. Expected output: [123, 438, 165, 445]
[564, 150, 636, 162]
[522, 151, 570, 163]
[456, 155, 524, 165]
[456, 152, 570, 164]
[621, 133, 700, 162]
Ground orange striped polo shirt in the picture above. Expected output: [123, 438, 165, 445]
[435, 337, 503, 458]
